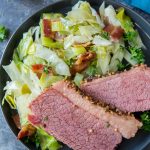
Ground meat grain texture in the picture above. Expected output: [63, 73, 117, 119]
[81, 65, 150, 112]
[28, 81, 142, 150]
[53, 81, 142, 139]
[28, 88, 121, 150]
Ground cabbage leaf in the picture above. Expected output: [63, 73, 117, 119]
[64, 46, 86, 59]
[16, 94, 35, 125]
[105, 5, 121, 26]
[96, 46, 110, 75]
[93, 35, 112, 46]
[64, 34, 91, 49]
[23, 55, 46, 67]
[17, 30, 33, 60]
[74, 73, 84, 87]
[40, 73, 64, 89]
[35, 44, 70, 76]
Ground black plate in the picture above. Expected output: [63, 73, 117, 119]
[0, 0, 150, 150]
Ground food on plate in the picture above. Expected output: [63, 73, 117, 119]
[28, 81, 122, 150]
[52, 80, 142, 139]
[80, 65, 150, 112]
[70, 51, 96, 75]
[1, 1, 149, 150]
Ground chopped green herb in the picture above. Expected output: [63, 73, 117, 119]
[24, 137, 30, 144]
[117, 63, 126, 71]
[140, 111, 150, 132]
[0, 25, 8, 42]
[66, 58, 74, 66]
[117, 62, 130, 71]
[24, 133, 40, 149]
[129, 46, 144, 64]
[101, 31, 110, 40]
[119, 45, 125, 51]
[43, 66, 49, 74]
[34, 133, 40, 149]
[124, 31, 137, 42]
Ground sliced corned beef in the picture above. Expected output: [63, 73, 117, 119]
[53, 81, 142, 139]
[28, 87, 122, 150]
[80, 65, 150, 112]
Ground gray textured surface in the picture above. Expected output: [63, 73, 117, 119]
[0, 0, 150, 150]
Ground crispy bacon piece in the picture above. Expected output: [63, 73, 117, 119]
[71, 52, 96, 75]
[32, 64, 44, 78]
[17, 124, 36, 139]
[32, 64, 44, 73]
[43, 19, 55, 39]
[12, 114, 21, 129]
[32, 64, 53, 78]
[104, 24, 124, 40]
[75, 52, 96, 65]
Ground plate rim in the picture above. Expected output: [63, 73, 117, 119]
[0, 0, 150, 149]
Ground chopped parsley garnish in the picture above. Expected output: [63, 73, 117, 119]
[101, 31, 110, 40]
[129, 46, 144, 64]
[117, 61, 130, 71]
[141, 111, 150, 132]
[25, 132, 40, 149]
[117, 62, 126, 71]
[0, 25, 8, 42]
[124, 31, 137, 42]
[24, 137, 30, 144]
[124, 31, 144, 64]
[34, 133, 40, 149]
[43, 66, 49, 74]
[66, 58, 74, 66]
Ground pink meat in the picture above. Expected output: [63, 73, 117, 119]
[80, 65, 150, 112]
[53, 81, 142, 139]
[28, 88, 122, 150]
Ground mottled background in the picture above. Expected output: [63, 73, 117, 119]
[0, 0, 150, 150]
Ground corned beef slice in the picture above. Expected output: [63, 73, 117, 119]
[80, 65, 150, 112]
[53, 81, 142, 139]
[29, 81, 141, 150]
[28, 87, 122, 150]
